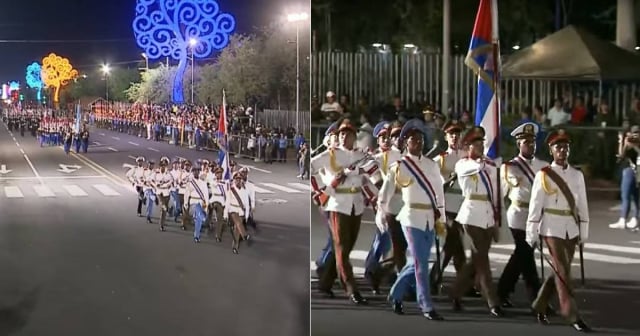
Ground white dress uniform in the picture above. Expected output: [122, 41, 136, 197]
[502, 155, 549, 230]
[434, 147, 467, 217]
[224, 182, 251, 250]
[454, 158, 499, 228]
[126, 165, 146, 187]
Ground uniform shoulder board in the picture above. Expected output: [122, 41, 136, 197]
[541, 166, 551, 173]
[439, 151, 448, 157]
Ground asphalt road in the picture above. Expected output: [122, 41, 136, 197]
[0, 124, 310, 336]
[311, 202, 640, 335]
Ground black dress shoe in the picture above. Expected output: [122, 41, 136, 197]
[318, 289, 335, 298]
[181, 225, 186, 231]
[159, 227, 166, 232]
[490, 306, 505, 317]
[147, 218, 152, 224]
[245, 235, 253, 246]
[537, 313, 550, 325]
[232, 248, 239, 254]
[215, 236, 222, 242]
[392, 300, 404, 315]
[350, 293, 368, 305]
[546, 305, 557, 316]
[194, 238, 200, 243]
[571, 319, 592, 332]
[500, 298, 514, 308]
[465, 288, 482, 298]
[423, 310, 444, 321]
[452, 299, 462, 311]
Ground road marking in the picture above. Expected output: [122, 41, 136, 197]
[128, 155, 137, 160]
[71, 152, 134, 193]
[0, 176, 106, 180]
[128, 141, 139, 146]
[63, 185, 89, 197]
[111, 136, 120, 140]
[252, 185, 275, 194]
[22, 154, 42, 183]
[15, 142, 20, 147]
[19, 148, 24, 154]
[92, 141, 102, 146]
[4, 186, 23, 198]
[108, 147, 118, 152]
[148, 147, 159, 152]
[244, 165, 271, 174]
[289, 182, 310, 191]
[99, 133, 105, 136]
[93, 184, 120, 196]
[261, 183, 302, 193]
[33, 185, 55, 197]
[491, 244, 640, 264]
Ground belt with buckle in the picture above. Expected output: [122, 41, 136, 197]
[544, 208, 572, 216]
[409, 203, 432, 210]
[466, 194, 489, 202]
[213, 193, 223, 197]
[511, 200, 530, 208]
[334, 187, 361, 194]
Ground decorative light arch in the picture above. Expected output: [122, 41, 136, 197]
[26, 62, 44, 101]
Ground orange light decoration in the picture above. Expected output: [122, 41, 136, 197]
[41, 53, 78, 103]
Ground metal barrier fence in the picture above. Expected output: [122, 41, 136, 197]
[260, 109, 311, 135]
[310, 122, 624, 183]
[312, 51, 640, 120]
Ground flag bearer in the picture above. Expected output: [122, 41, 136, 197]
[186, 168, 209, 243]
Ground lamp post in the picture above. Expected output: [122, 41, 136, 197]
[101, 64, 110, 116]
[141, 53, 149, 71]
[189, 38, 197, 104]
[287, 12, 308, 133]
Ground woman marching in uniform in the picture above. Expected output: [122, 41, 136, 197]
[224, 171, 252, 254]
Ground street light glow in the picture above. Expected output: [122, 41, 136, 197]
[101, 64, 110, 74]
[287, 12, 308, 22]
[141, 53, 147, 58]
[372, 43, 382, 48]
[635, 46, 640, 51]
[403, 43, 416, 48]
[189, 38, 198, 46]
[512, 45, 521, 50]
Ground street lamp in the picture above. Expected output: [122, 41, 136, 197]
[287, 12, 308, 133]
[141, 53, 149, 70]
[101, 64, 110, 101]
[188, 38, 198, 104]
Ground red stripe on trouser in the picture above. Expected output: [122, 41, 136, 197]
[310, 176, 320, 192]
[329, 211, 348, 291]
[366, 166, 377, 175]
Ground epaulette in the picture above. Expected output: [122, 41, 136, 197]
[439, 151, 448, 157]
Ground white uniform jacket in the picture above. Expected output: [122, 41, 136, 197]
[209, 180, 226, 205]
[310, 147, 378, 216]
[371, 147, 403, 214]
[379, 154, 445, 231]
[501, 155, 548, 230]
[224, 185, 251, 219]
[455, 158, 499, 228]
[142, 168, 155, 192]
[169, 169, 182, 192]
[126, 166, 145, 187]
[154, 170, 174, 197]
[245, 180, 257, 210]
[526, 162, 589, 244]
[178, 169, 193, 194]
[434, 147, 467, 215]
[186, 178, 209, 205]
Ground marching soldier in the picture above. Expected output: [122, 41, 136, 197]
[74, 129, 82, 153]
[430, 120, 468, 293]
[180, 160, 194, 230]
[211, 167, 227, 242]
[450, 126, 504, 317]
[186, 168, 209, 243]
[63, 129, 73, 154]
[380, 119, 446, 320]
[81, 127, 90, 153]
[199, 159, 214, 232]
[497, 122, 547, 307]
[143, 160, 157, 224]
[240, 167, 258, 233]
[526, 128, 591, 332]
[126, 156, 147, 216]
[155, 157, 175, 232]
[169, 159, 183, 221]
[365, 120, 405, 293]
[224, 171, 252, 253]
[310, 118, 378, 304]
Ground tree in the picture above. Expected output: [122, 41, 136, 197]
[125, 65, 175, 104]
[25, 62, 43, 101]
[107, 68, 141, 102]
[41, 53, 78, 103]
[132, 0, 236, 103]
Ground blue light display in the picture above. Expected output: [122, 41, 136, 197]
[26, 62, 43, 101]
[132, 0, 236, 103]
[9, 81, 19, 91]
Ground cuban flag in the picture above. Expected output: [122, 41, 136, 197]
[74, 103, 82, 133]
[217, 90, 231, 183]
[465, 0, 501, 160]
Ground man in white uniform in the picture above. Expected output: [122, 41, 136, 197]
[224, 171, 252, 254]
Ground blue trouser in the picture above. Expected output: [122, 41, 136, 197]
[621, 167, 639, 219]
[169, 190, 181, 218]
[82, 139, 88, 153]
[145, 190, 155, 219]
[389, 226, 435, 313]
[364, 229, 392, 274]
[74, 139, 81, 153]
[315, 210, 334, 268]
[192, 203, 206, 239]
[173, 129, 179, 146]
[40, 134, 46, 147]
[63, 142, 71, 153]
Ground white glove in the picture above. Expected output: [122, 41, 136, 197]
[375, 210, 388, 233]
[526, 235, 539, 249]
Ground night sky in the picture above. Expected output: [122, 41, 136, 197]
[0, 0, 308, 82]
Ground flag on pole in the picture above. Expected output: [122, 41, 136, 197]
[217, 90, 231, 182]
[75, 103, 82, 133]
[465, 0, 501, 160]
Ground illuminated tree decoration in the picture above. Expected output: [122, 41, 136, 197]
[41, 53, 78, 103]
[9, 81, 20, 92]
[132, 0, 236, 103]
[26, 62, 44, 101]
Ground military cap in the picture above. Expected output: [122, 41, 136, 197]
[136, 156, 145, 163]
[184, 160, 193, 166]
[399, 119, 426, 139]
[373, 121, 391, 138]
[337, 118, 356, 133]
[239, 166, 249, 174]
[389, 121, 403, 136]
[510, 122, 539, 140]
[422, 105, 435, 114]
[461, 126, 485, 145]
[148, 160, 155, 165]
[160, 156, 170, 165]
[324, 121, 339, 136]
[214, 167, 224, 174]
[443, 120, 463, 133]
[200, 159, 210, 165]
[545, 128, 570, 146]
[232, 171, 243, 179]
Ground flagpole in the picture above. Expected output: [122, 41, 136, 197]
[491, 0, 502, 229]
